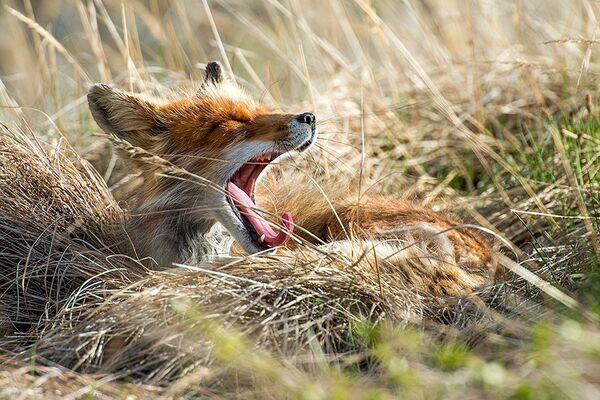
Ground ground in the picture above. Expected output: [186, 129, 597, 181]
[0, 0, 598, 399]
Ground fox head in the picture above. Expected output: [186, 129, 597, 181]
[88, 62, 317, 263]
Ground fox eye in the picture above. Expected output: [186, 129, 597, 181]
[229, 115, 250, 124]
[207, 122, 220, 134]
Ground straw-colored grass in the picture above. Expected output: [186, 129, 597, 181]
[0, 0, 598, 398]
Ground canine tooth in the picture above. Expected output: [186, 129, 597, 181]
[258, 234, 266, 243]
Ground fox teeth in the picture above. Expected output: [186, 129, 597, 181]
[258, 234, 266, 243]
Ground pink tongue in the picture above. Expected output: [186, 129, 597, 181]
[227, 182, 293, 247]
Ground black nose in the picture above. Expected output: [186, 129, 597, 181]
[296, 112, 316, 125]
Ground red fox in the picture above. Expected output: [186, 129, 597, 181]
[88, 62, 499, 294]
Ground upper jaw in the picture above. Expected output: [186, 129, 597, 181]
[282, 120, 317, 152]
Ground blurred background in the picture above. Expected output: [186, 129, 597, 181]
[0, 1, 599, 397]
[0, 0, 596, 194]
[1, 0, 599, 294]
[0, 0, 597, 238]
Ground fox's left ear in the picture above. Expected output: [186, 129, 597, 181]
[196, 61, 225, 96]
[87, 84, 166, 148]
[202, 61, 224, 87]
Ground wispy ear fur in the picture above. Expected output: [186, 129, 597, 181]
[204, 61, 224, 85]
[87, 84, 166, 148]
[197, 61, 225, 94]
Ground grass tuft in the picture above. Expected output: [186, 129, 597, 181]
[0, 0, 599, 398]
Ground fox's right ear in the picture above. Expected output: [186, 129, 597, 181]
[87, 84, 166, 147]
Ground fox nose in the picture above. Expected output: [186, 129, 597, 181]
[296, 112, 316, 126]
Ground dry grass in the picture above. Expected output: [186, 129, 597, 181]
[0, 0, 599, 398]
[0, 123, 505, 391]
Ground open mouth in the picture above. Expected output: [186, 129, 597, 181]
[226, 153, 294, 248]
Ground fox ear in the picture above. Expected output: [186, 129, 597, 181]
[204, 61, 224, 85]
[87, 84, 166, 147]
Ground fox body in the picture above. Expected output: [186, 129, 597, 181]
[88, 62, 498, 294]
[89, 62, 316, 265]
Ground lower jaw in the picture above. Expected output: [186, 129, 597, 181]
[240, 213, 269, 249]
[229, 207, 270, 253]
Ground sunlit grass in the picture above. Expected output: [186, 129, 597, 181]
[0, 0, 599, 398]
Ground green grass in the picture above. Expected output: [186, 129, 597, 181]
[1, 0, 600, 398]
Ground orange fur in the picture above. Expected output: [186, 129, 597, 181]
[258, 176, 500, 296]
[88, 61, 500, 297]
